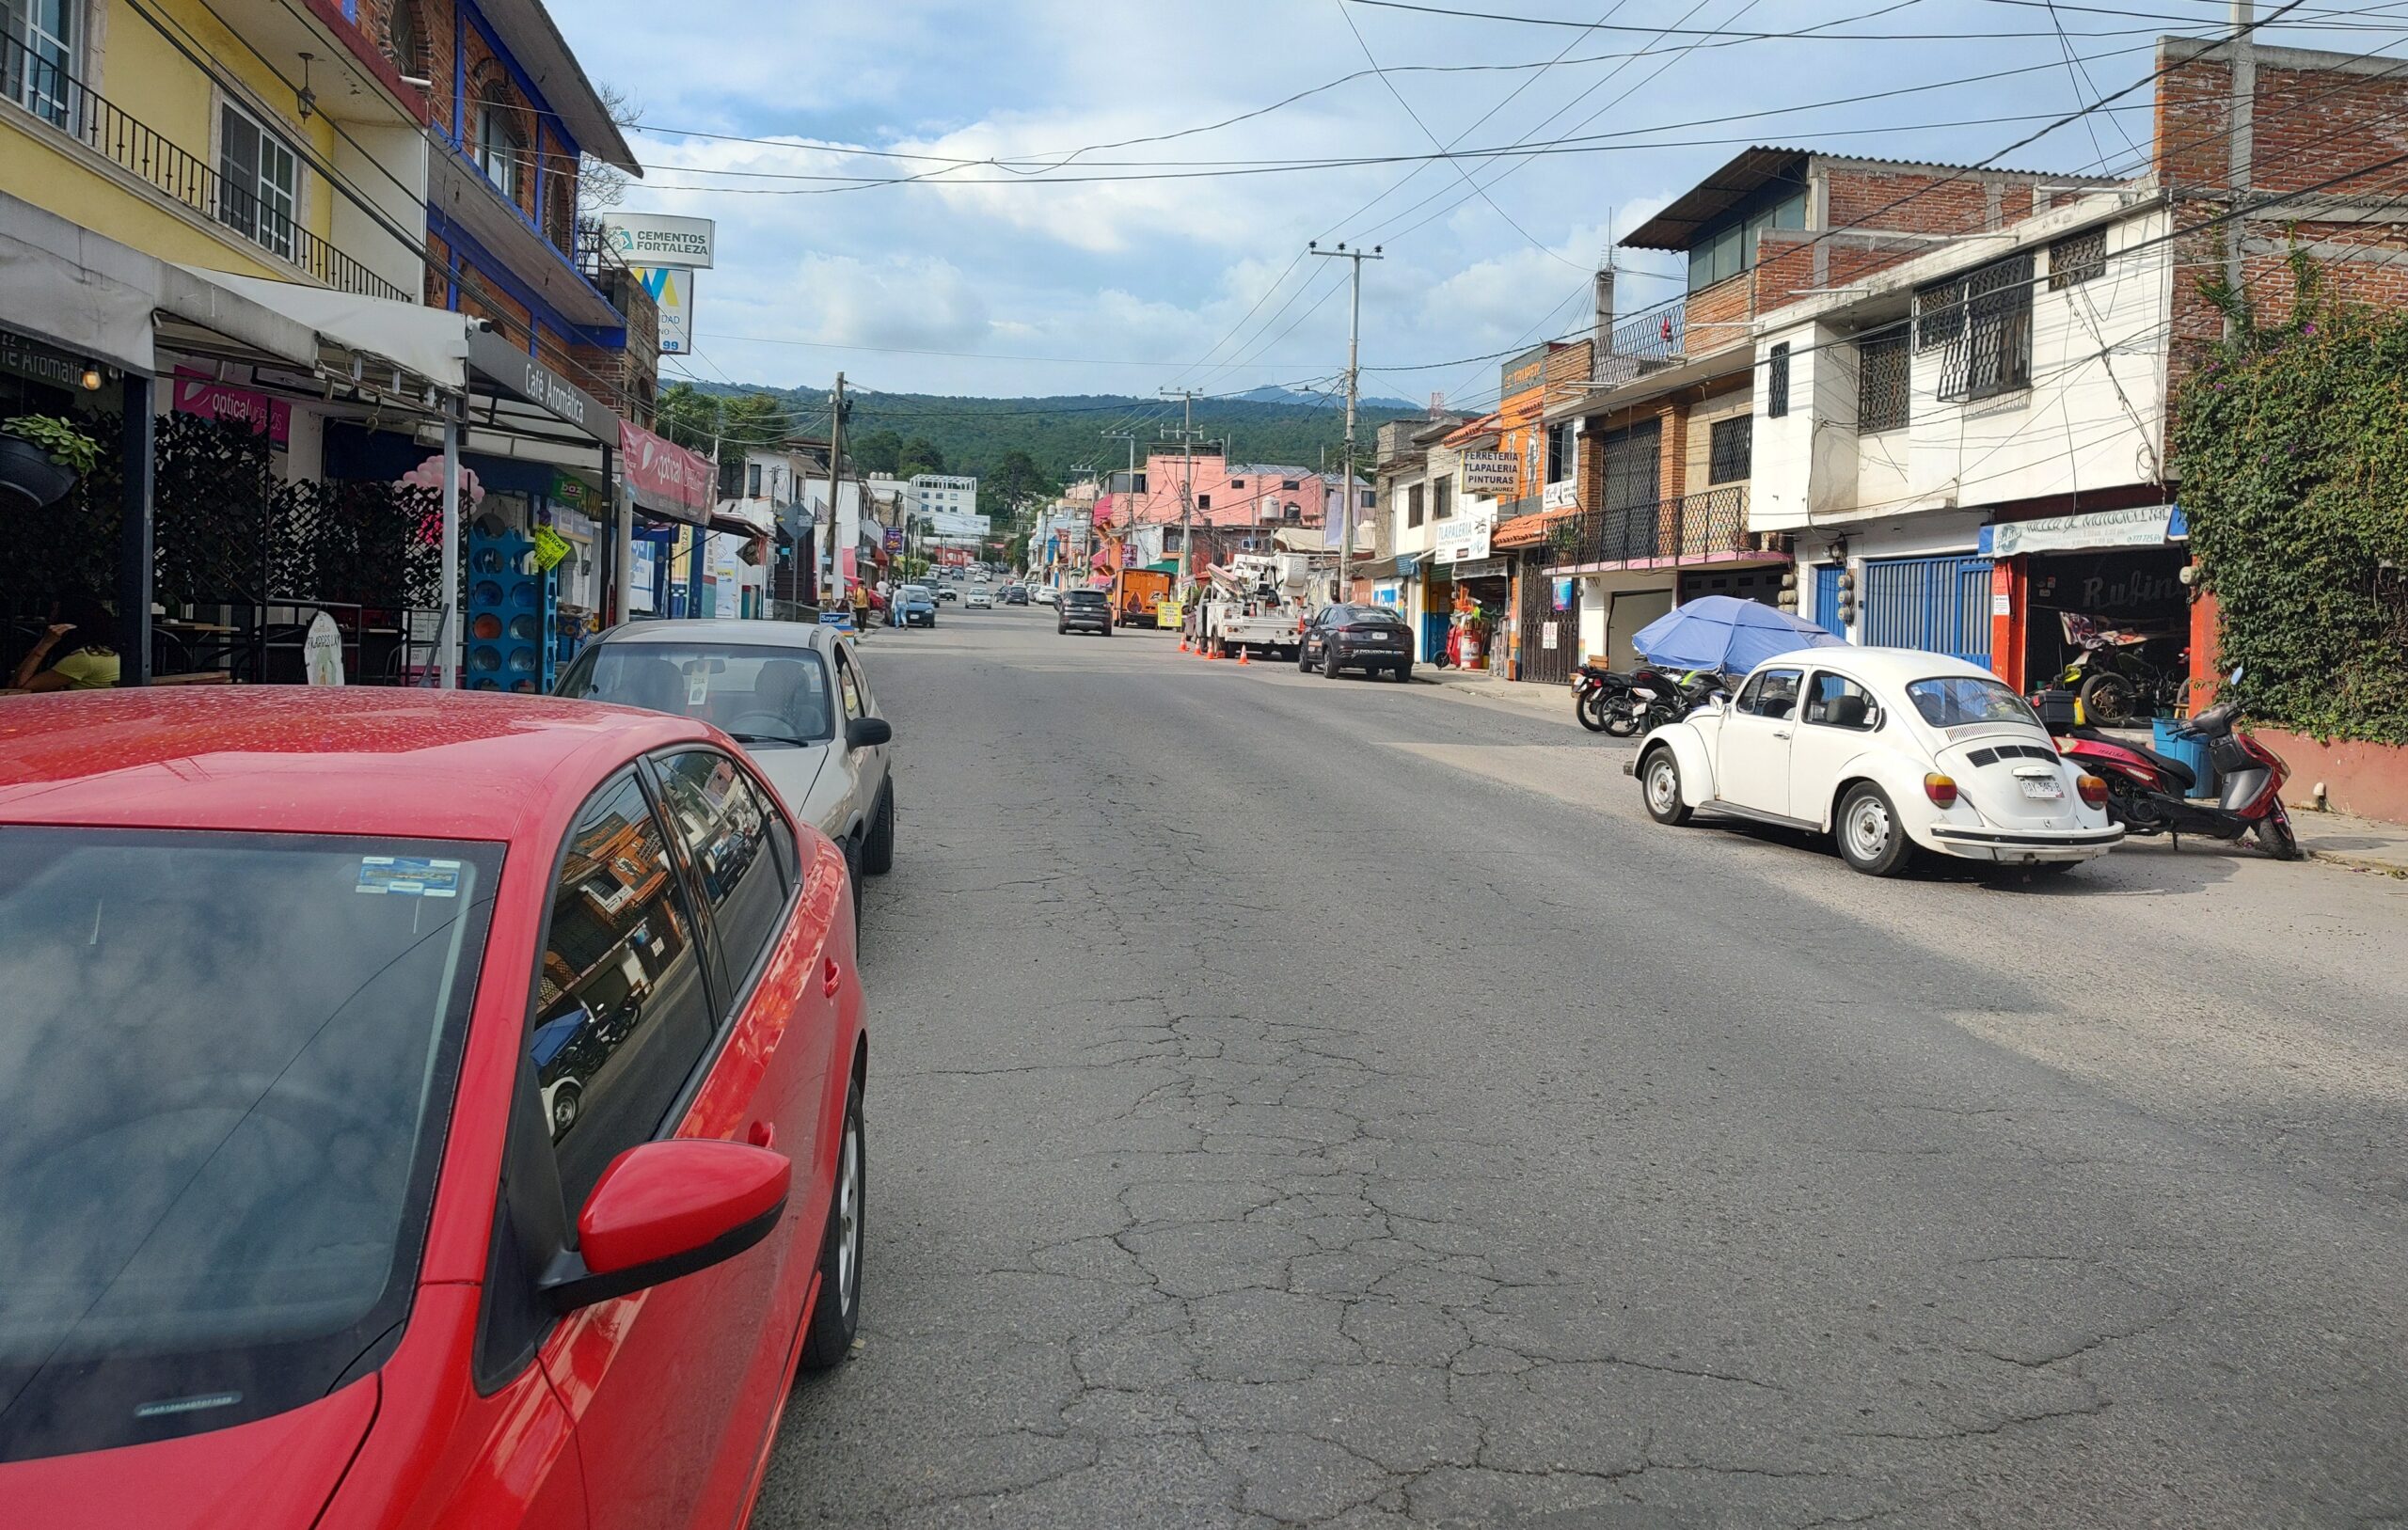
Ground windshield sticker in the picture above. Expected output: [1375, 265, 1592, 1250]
[689, 673, 710, 706]
[356, 857, 463, 898]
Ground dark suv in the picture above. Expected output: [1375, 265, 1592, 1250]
[1057, 588, 1114, 637]
[1300, 604, 1414, 680]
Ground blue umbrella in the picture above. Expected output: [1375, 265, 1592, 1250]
[1632, 596, 1847, 674]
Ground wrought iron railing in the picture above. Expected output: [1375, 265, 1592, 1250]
[1545, 484, 1751, 567]
[1, 32, 409, 302]
[1608, 299, 1685, 363]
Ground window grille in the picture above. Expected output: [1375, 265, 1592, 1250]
[2050, 227, 2106, 289]
[1707, 416, 1752, 484]
[1858, 328, 1910, 434]
[1766, 342, 1791, 418]
[1937, 253, 2035, 402]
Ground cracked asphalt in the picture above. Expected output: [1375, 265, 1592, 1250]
[759, 603, 2408, 1529]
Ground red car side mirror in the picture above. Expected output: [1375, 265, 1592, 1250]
[541, 1140, 790, 1311]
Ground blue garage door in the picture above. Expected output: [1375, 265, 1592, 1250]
[1861, 556, 1992, 667]
[1812, 564, 1848, 639]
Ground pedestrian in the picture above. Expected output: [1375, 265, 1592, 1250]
[850, 581, 872, 634]
[8, 593, 120, 692]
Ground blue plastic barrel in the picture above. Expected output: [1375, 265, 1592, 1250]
[2152, 717, 2216, 799]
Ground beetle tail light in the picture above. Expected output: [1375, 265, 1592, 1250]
[1923, 773, 1959, 807]
[2077, 774, 2109, 808]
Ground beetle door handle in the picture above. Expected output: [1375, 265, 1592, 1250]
[821, 956, 843, 998]
[1772, 729, 1791, 739]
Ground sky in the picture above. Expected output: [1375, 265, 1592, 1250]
[553, 0, 2407, 416]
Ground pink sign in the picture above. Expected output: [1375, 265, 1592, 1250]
[619, 419, 713, 518]
[174, 368, 290, 445]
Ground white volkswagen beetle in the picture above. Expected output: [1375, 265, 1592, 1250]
[1633, 647, 2123, 875]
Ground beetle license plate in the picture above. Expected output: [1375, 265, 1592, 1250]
[2018, 777, 2065, 800]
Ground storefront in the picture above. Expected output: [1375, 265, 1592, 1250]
[1980, 504, 2188, 702]
[1798, 510, 1992, 667]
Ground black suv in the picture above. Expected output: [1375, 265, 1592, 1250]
[1300, 604, 1414, 680]
[1057, 588, 1114, 637]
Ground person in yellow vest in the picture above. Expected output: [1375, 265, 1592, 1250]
[10, 594, 120, 692]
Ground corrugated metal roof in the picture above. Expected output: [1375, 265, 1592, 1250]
[1619, 145, 2120, 251]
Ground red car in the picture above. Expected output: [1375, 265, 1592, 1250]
[0, 688, 867, 1529]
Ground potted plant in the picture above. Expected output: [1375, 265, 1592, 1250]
[0, 415, 102, 510]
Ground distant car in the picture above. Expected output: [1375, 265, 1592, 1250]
[1057, 589, 1113, 637]
[0, 688, 867, 1527]
[966, 585, 995, 608]
[936, 585, 959, 604]
[894, 584, 938, 627]
[1636, 647, 2124, 876]
[558, 619, 898, 908]
[1003, 585, 1030, 606]
[1033, 587, 1061, 607]
[1300, 603, 1414, 681]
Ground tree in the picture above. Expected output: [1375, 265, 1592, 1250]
[986, 449, 1054, 514]
[896, 436, 946, 479]
[851, 428, 904, 476]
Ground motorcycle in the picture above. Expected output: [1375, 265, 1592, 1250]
[2053, 669, 2299, 859]
[2054, 611, 2187, 727]
[1571, 664, 1637, 734]
[1626, 665, 1725, 734]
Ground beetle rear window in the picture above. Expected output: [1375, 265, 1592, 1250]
[1906, 676, 2040, 729]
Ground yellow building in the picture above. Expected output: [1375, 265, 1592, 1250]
[1, 0, 426, 302]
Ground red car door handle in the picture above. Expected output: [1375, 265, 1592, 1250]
[748, 1121, 776, 1150]
[821, 956, 843, 999]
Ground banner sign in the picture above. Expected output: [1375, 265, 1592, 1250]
[618, 419, 715, 522]
[884, 526, 906, 551]
[1981, 505, 2175, 558]
[1458, 451, 1516, 495]
[924, 510, 991, 537]
[173, 368, 289, 445]
[636, 268, 695, 354]
[1542, 480, 1579, 512]
[599, 213, 716, 269]
[1436, 508, 1495, 565]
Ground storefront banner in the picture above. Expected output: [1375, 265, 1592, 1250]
[1459, 451, 1517, 495]
[1436, 509, 1495, 565]
[173, 368, 289, 445]
[1373, 582, 1403, 606]
[1983, 505, 2174, 558]
[620, 420, 715, 520]
[1452, 557, 1510, 580]
[1543, 481, 1578, 512]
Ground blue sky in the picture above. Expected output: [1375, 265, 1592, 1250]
[554, 0, 2406, 408]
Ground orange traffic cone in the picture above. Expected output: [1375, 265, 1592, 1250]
[1237, 648, 1250, 666]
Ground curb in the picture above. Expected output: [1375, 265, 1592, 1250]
[2305, 848, 2408, 877]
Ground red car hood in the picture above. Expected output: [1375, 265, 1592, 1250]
[0, 1376, 377, 1530]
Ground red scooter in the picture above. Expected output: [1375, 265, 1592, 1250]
[2053, 670, 2300, 859]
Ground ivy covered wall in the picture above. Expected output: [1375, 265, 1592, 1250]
[2172, 253, 2408, 746]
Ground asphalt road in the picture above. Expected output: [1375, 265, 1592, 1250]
[761, 602, 2408, 1530]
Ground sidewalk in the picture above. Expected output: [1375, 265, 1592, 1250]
[1408, 664, 1582, 726]
[2289, 809, 2408, 875]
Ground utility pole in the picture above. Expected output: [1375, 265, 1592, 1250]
[2225, 0, 2255, 334]
[821, 371, 847, 615]
[1158, 388, 1208, 584]
[1310, 241, 1381, 599]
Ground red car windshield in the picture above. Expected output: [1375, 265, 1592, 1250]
[0, 828, 499, 1462]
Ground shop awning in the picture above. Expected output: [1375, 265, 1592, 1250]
[621, 418, 716, 526]
[1979, 504, 2178, 558]
[180, 270, 471, 388]
[1, 191, 316, 375]
[1494, 506, 1578, 549]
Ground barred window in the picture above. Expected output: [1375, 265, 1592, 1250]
[1914, 279, 1961, 351]
[1858, 328, 1910, 434]
[1707, 416, 1752, 483]
[1937, 253, 2035, 402]
[2050, 227, 2106, 289]
[1766, 342, 1791, 418]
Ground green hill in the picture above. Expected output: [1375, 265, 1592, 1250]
[676, 381, 1420, 485]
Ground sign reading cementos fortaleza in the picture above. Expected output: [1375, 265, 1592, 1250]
[600, 214, 716, 269]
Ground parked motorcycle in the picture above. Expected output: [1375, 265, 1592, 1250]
[1571, 664, 1636, 734]
[2054, 611, 2187, 727]
[2053, 669, 2299, 858]
[1627, 666, 1725, 734]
